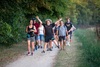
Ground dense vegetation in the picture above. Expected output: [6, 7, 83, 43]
[75, 29, 100, 67]
[0, 0, 100, 46]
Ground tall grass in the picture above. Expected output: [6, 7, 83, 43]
[75, 29, 100, 67]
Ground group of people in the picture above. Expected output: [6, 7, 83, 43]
[26, 16, 76, 55]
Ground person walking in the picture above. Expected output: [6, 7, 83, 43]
[36, 16, 44, 48]
[57, 20, 67, 50]
[37, 18, 62, 53]
[26, 20, 36, 55]
[53, 22, 60, 48]
[65, 18, 73, 46]
[32, 16, 42, 50]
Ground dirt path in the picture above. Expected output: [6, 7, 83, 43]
[6, 47, 59, 67]
[6, 35, 82, 67]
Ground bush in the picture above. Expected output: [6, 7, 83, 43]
[75, 29, 100, 67]
[0, 20, 14, 46]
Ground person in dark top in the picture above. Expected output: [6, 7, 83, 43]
[42, 19, 62, 53]
[65, 18, 73, 46]
[36, 17, 62, 53]
[26, 20, 36, 55]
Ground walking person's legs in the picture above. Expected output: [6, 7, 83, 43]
[31, 41, 35, 55]
[35, 35, 39, 50]
[42, 36, 49, 53]
[59, 36, 63, 50]
[49, 40, 53, 51]
[67, 34, 70, 46]
[27, 40, 31, 55]
[63, 36, 66, 50]
[40, 35, 44, 48]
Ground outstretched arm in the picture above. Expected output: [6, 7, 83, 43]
[55, 18, 62, 24]
[36, 16, 42, 23]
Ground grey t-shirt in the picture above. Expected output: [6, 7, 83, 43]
[58, 25, 67, 36]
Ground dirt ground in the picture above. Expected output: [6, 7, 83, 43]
[5, 35, 83, 67]
[5, 47, 59, 67]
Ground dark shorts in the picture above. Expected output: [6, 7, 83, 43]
[66, 31, 72, 36]
[59, 36, 65, 41]
[45, 35, 54, 42]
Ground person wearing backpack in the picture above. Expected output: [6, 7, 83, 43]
[57, 20, 67, 50]
[53, 23, 60, 48]
[65, 17, 73, 46]
[26, 20, 36, 55]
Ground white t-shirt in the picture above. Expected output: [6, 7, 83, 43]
[38, 25, 44, 35]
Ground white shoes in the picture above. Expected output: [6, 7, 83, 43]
[66, 41, 70, 46]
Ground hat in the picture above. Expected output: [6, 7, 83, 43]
[45, 19, 52, 23]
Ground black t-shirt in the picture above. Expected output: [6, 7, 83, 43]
[65, 22, 72, 31]
[27, 26, 34, 37]
[43, 23, 55, 36]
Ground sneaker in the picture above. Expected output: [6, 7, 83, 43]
[35, 45, 38, 50]
[49, 48, 52, 51]
[57, 45, 59, 49]
[40, 46, 42, 48]
[27, 52, 31, 56]
[41, 50, 45, 53]
[68, 42, 70, 46]
[31, 52, 33, 55]
[47, 48, 50, 51]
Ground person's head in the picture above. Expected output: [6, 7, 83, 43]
[29, 20, 33, 25]
[32, 18, 36, 24]
[59, 20, 64, 26]
[66, 17, 70, 23]
[45, 19, 52, 25]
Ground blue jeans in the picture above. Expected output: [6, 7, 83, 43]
[38, 34, 44, 41]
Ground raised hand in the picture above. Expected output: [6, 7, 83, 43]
[59, 18, 62, 21]
[36, 16, 39, 19]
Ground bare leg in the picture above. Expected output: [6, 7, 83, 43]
[67, 35, 70, 46]
[27, 40, 31, 52]
[31, 42, 35, 52]
[53, 40, 58, 46]
[63, 40, 66, 50]
[40, 40, 43, 48]
[49, 40, 52, 49]
[60, 40, 63, 50]
[44, 42, 48, 51]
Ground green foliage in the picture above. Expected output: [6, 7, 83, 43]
[11, 10, 27, 42]
[75, 29, 100, 67]
[0, 20, 13, 46]
[0, 0, 100, 46]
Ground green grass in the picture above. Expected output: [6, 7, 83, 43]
[54, 35, 84, 67]
[75, 28, 100, 67]
[0, 41, 27, 67]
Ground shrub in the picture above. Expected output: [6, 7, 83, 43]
[0, 20, 13, 46]
[75, 29, 100, 67]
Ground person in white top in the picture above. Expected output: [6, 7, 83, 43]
[38, 22, 45, 48]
